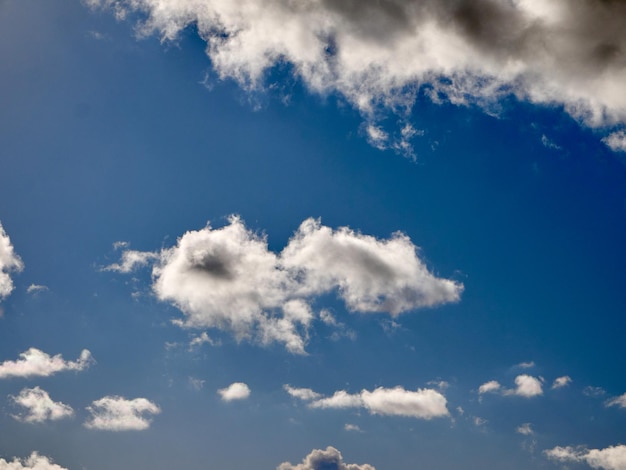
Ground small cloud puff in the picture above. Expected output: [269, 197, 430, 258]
[516, 423, 534, 435]
[479, 375, 543, 398]
[10, 387, 74, 423]
[0, 348, 94, 379]
[606, 393, 626, 409]
[0, 222, 23, 302]
[84, 396, 161, 431]
[277, 446, 375, 470]
[0, 452, 68, 470]
[218, 382, 251, 402]
[552, 376, 572, 389]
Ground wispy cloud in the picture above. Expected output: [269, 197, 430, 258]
[218, 382, 251, 402]
[0, 452, 68, 470]
[0, 222, 23, 302]
[109, 216, 462, 354]
[0, 348, 94, 379]
[84, 396, 161, 431]
[10, 387, 74, 423]
[90, 0, 626, 148]
[277, 446, 375, 470]
[516, 423, 534, 436]
[288, 385, 449, 420]
[605, 393, 626, 409]
[552, 376, 572, 389]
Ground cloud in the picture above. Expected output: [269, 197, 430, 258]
[552, 376, 572, 389]
[0, 348, 94, 379]
[516, 361, 535, 369]
[516, 423, 534, 435]
[218, 382, 251, 402]
[113, 216, 462, 353]
[26, 284, 48, 295]
[0, 452, 68, 470]
[606, 393, 626, 409]
[90, 0, 626, 149]
[344, 423, 362, 432]
[289, 385, 449, 420]
[478, 380, 501, 395]
[277, 446, 375, 470]
[284, 385, 322, 402]
[507, 375, 543, 398]
[84, 396, 161, 431]
[584, 386, 607, 397]
[545, 444, 626, 470]
[10, 387, 74, 423]
[0, 222, 23, 302]
[603, 131, 626, 153]
[103, 249, 158, 273]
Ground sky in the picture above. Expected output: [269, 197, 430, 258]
[1, 0, 626, 469]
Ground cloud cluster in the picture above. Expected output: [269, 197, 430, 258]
[10, 387, 74, 423]
[90, 0, 626, 147]
[277, 446, 375, 470]
[545, 444, 626, 470]
[84, 396, 161, 431]
[0, 222, 23, 302]
[112, 216, 462, 353]
[286, 385, 449, 420]
[478, 375, 543, 398]
[0, 452, 68, 470]
[218, 382, 251, 401]
[0, 348, 94, 379]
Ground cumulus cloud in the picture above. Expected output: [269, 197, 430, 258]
[603, 131, 626, 153]
[277, 446, 375, 470]
[478, 380, 501, 395]
[552, 376, 572, 389]
[113, 216, 462, 353]
[218, 382, 251, 401]
[90, 0, 626, 149]
[0, 222, 23, 302]
[10, 387, 74, 423]
[545, 444, 626, 470]
[84, 396, 161, 431]
[288, 384, 449, 420]
[0, 452, 68, 470]
[516, 423, 534, 435]
[606, 393, 626, 409]
[0, 348, 94, 379]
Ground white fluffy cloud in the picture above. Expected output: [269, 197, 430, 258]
[545, 444, 626, 470]
[218, 382, 251, 401]
[90, 0, 626, 148]
[277, 446, 375, 470]
[603, 131, 626, 153]
[606, 393, 626, 409]
[114, 216, 462, 353]
[0, 452, 68, 470]
[288, 385, 449, 420]
[84, 396, 161, 431]
[0, 222, 23, 302]
[0, 348, 94, 379]
[10, 387, 74, 423]
[479, 375, 543, 398]
[552, 376, 572, 389]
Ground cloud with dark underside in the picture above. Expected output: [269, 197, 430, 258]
[277, 446, 376, 470]
[90, 0, 626, 149]
[108, 216, 462, 353]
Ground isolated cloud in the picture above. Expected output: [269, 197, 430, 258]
[218, 382, 251, 401]
[478, 380, 501, 395]
[0, 222, 23, 302]
[606, 393, 626, 409]
[516, 423, 534, 435]
[91, 0, 626, 148]
[277, 446, 375, 470]
[84, 396, 161, 431]
[603, 131, 626, 153]
[0, 452, 68, 470]
[552, 376, 572, 389]
[115, 216, 462, 353]
[26, 285, 48, 295]
[0, 348, 94, 379]
[545, 444, 626, 470]
[103, 249, 158, 273]
[10, 387, 74, 423]
[289, 385, 449, 420]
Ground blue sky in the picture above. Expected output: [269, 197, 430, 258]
[1, 1, 626, 469]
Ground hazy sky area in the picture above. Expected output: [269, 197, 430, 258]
[1, 0, 626, 469]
